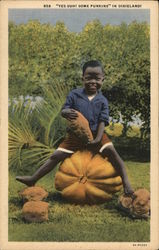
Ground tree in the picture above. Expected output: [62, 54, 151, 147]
[101, 22, 150, 138]
[9, 20, 150, 137]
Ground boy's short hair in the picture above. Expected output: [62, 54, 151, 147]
[82, 60, 104, 76]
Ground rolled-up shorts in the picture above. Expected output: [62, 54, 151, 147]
[57, 131, 113, 154]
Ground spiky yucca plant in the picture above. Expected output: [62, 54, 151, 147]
[9, 83, 69, 174]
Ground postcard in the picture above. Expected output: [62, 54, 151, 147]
[0, 1, 158, 250]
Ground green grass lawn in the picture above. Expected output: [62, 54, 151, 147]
[9, 161, 150, 242]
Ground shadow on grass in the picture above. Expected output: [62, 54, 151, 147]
[47, 191, 121, 208]
[9, 196, 24, 208]
[47, 191, 129, 218]
[46, 191, 68, 205]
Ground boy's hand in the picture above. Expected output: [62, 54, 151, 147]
[87, 122, 104, 148]
[61, 109, 78, 121]
[87, 138, 101, 147]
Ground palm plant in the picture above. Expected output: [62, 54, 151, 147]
[9, 82, 69, 174]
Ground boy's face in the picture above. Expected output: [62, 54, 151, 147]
[82, 66, 104, 95]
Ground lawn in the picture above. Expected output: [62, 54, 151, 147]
[9, 161, 150, 242]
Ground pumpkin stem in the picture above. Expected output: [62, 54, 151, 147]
[79, 175, 87, 184]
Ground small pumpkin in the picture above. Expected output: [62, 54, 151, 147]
[19, 186, 48, 202]
[119, 188, 150, 219]
[22, 201, 49, 222]
[67, 111, 93, 144]
[55, 151, 122, 204]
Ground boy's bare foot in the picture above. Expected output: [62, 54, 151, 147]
[16, 176, 35, 186]
[123, 182, 134, 196]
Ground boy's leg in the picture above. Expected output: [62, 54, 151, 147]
[16, 150, 72, 186]
[101, 144, 134, 195]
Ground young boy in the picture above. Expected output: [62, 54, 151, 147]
[16, 60, 134, 195]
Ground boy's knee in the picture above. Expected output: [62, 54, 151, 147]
[50, 150, 71, 162]
[101, 145, 116, 158]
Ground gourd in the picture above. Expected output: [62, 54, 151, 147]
[119, 188, 150, 218]
[67, 111, 93, 144]
[55, 151, 122, 204]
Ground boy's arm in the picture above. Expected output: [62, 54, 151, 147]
[88, 98, 109, 146]
[99, 98, 109, 127]
[61, 91, 78, 121]
[88, 121, 105, 145]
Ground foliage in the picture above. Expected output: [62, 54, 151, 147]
[105, 122, 141, 138]
[111, 136, 150, 162]
[101, 22, 150, 138]
[9, 160, 150, 242]
[8, 83, 68, 173]
[104, 122, 149, 161]
[104, 123, 150, 161]
[105, 122, 123, 137]
[9, 20, 150, 136]
[9, 21, 79, 96]
[126, 125, 141, 138]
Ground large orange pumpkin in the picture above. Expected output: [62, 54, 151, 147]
[55, 151, 122, 204]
